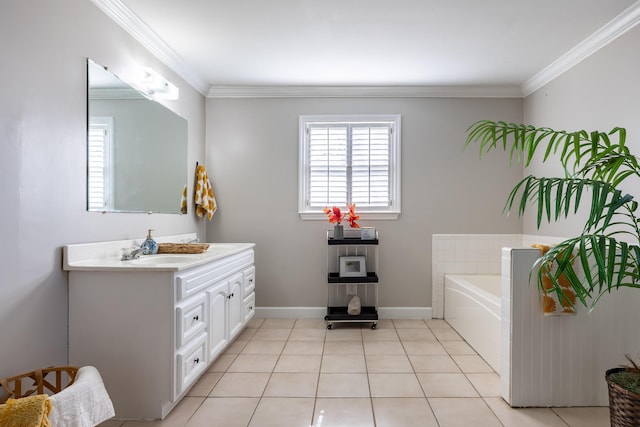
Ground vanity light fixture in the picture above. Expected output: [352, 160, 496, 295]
[138, 67, 179, 100]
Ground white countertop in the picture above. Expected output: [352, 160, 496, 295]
[64, 234, 255, 272]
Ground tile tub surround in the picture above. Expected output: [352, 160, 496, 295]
[98, 318, 610, 427]
[431, 234, 566, 318]
[432, 234, 521, 319]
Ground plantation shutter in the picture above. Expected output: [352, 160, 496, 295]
[308, 125, 348, 207]
[306, 122, 392, 208]
[87, 121, 111, 210]
[351, 125, 391, 206]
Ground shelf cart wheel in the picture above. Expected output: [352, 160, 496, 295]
[327, 323, 333, 330]
[371, 323, 377, 330]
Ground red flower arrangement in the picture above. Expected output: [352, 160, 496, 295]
[323, 204, 360, 228]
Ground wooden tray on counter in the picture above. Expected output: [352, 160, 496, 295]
[157, 243, 210, 254]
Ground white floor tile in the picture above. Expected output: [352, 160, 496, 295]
[120, 318, 610, 427]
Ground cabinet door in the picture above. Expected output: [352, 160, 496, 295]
[207, 281, 229, 361]
[228, 272, 244, 339]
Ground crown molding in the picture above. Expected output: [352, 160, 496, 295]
[90, 0, 209, 95]
[207, 85, 523, 99]
[522, 0, 640, 97]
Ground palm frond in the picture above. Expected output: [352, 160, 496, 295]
[465, 121, 638, 187]
[504, 176, 635, 233]
[533, 236, 640, 310]
[578, 151, 640, 186]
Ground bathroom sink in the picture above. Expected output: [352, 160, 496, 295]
[128, 255, 201, 265]
[206, 243, 245, 253]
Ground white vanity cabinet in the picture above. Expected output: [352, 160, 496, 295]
[205, 268, 253, 362]
[65, 242, 255, 420]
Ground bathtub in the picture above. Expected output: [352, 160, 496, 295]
[444, 274, 501, 373]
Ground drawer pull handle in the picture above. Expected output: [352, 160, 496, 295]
[194, 357, 200, 364]
[193, 315, 199, 321]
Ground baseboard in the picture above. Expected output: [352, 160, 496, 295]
[254, 307, 326, 318]
[377, 307, 432, 319]
[254, 307, 432, 319]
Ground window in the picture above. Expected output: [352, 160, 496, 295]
[299, 115, 401, 219]
[87, 117, 113, 211]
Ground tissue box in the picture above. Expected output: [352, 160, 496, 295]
[360, 227, 376, 240]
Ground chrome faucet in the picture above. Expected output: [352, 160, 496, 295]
[185, 237, 200, 243]
[121, 247, 148, 261]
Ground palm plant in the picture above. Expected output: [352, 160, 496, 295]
[465, 120, 640, 309]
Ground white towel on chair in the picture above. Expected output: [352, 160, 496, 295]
[48, 366, 115, 427]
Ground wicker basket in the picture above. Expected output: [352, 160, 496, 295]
[157, 243, 210, 254]
[0, 366, 79, 403]
[606, 368, 640, 426]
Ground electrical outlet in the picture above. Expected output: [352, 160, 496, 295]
[347, 284, 357, 295]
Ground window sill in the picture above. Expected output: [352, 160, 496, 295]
[299, 212, 400, 221]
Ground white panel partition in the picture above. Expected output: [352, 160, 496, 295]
[504, 247, 640, 407]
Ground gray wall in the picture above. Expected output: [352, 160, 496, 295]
[0, 0, 205, 380]
[206, 97, 523, 309]
[524, 25, 640, 237]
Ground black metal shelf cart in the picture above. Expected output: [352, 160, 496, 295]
[325, 232, 379, 329]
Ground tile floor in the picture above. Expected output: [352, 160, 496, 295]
[100, 318, 611, 427]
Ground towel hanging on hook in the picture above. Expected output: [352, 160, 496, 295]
[194, 163, 217, 220]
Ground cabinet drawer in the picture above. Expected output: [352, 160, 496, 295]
[243, 266, 256, 295]
[176, 294, 207, 348]
[244, 293, 255, 323]
[176, 333, 207, 397]
[176, 250, 254, 301]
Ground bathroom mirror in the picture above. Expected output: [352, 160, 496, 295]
[87, 59, 188, 214]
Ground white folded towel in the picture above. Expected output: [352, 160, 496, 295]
[48, 366, 115, 427]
